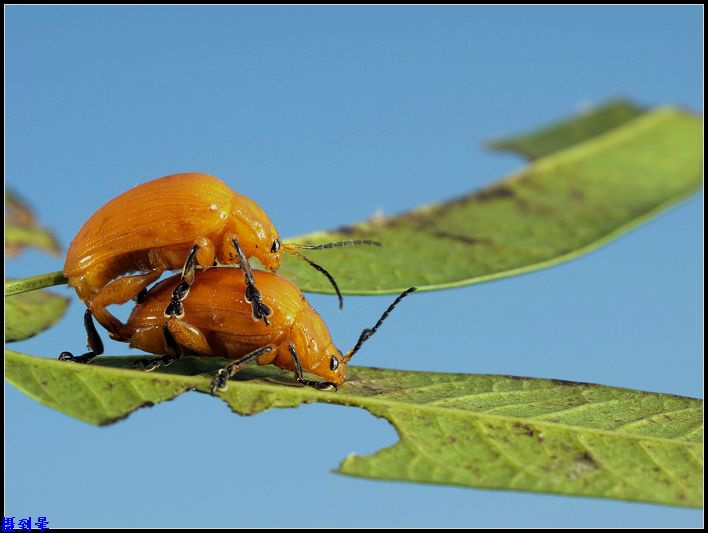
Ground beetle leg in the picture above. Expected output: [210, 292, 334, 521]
[133, 317, 213, 371]
[182, 243, 200, 286]
[287, 344, 338, 391]
[164, 281, 190, 319]
[211, 345, 276, 395]
[59, 310, 104, 364]
[90, 269, 164, 338]
[165, 237, 217, 318]
[132, 323, 183, 371]
[164, 246, 197, 318]
[230, 236, 273, 326]
[135, 287, 148, 304]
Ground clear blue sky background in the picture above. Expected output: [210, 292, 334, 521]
[6, 6, 703, 528]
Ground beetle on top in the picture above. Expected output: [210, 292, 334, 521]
[62, 172, 379, 339]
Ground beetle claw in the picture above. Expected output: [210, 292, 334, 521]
[59, 351, 98, 364]
[210, 369, 229, 395]
[251, 302, 272, 325]
[315, 381, 338, 392]
[298, 378, 337, 392]
[164, 299, 185, 319]
[245, 285, 273, 325]
[132, 358, 161, 371]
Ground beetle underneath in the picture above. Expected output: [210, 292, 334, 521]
[60, 269, 415, 393]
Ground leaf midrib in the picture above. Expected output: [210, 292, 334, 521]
[7, 350, 701, 447]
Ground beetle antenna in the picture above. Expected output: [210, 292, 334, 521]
[342, 287, 416, 363]
[286, 239, 382, 251]
[284, 248, 344, 310]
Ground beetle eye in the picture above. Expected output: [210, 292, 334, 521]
[271, 239, 281, 254]
[329, 356, 339, 371]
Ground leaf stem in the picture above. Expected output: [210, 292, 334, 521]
[5, 271, 68, 296]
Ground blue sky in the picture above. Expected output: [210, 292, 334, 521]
[5, 6, 703, 527]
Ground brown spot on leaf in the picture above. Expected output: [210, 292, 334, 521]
[551, 378, 585, 387]
[476, 185, 516, 202]
[431, 231, 492, 246]
[577, 451, 599, 469]
[513, 422, 536, 438]
[464, 461, 481, 475]
[569, 186, 585, 200]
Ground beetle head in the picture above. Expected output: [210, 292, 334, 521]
[293, 311, 347, 385]
[263, 237, 283, 271]
[317, 343, 347, 385]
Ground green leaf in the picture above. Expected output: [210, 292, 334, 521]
[5, 291, 70, 342]
[5, 190, 61, 257]
[487, 100, 646, 160]
[7, 103, 701, 299]
[6, 350, 702, 507]
[279, 105, 702, 295]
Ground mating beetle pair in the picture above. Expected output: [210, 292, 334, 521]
[60, 173, 413, 392]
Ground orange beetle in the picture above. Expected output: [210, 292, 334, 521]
[63, 172, 379, 338]
[60, 269, 414, 393]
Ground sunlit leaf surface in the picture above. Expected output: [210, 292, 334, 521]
[6, 350, 702, 507]
[279, 106, 702, 295]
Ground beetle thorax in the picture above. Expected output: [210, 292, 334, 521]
[229, 192, 282, 271]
